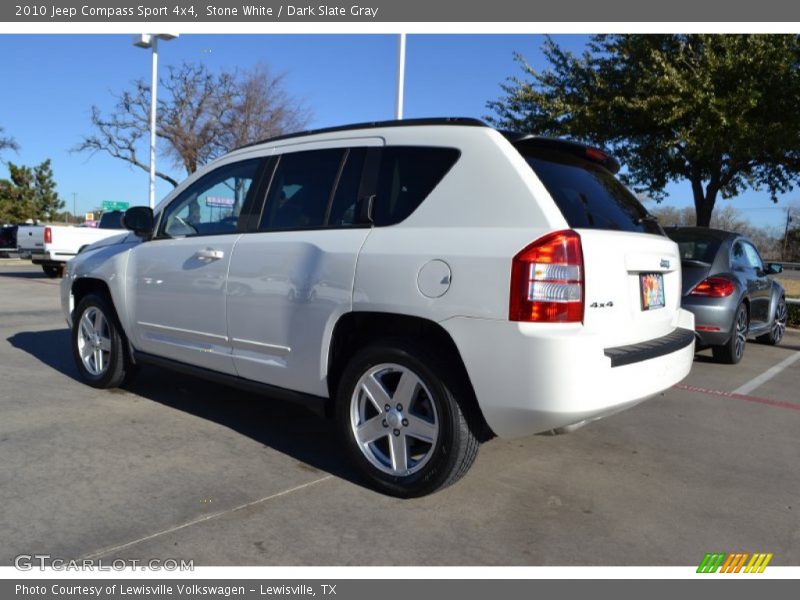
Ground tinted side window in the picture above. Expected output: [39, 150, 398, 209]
[260, 149, 345, 231]
[742, 242, 764, 270]
[372, 147, 460, 226]
[731, 242, 748, 269]
[163, 159, 261, 237]
[328, 148, 366, 227]
[524, 150, 662, 235]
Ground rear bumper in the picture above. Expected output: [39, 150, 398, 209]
[31, 251, 75, 265]
[441, 309, 695, 438]
[680, 295, 737, 346]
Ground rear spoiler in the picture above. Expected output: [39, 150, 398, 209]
[502, 132, 621, 174]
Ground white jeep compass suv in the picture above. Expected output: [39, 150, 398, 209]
[62, 118, 694, 497]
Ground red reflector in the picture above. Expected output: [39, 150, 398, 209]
[509, 230, 584, 323]
[44, 227, 52, 244]
[695, 325, 721, 332]
[690, 276, 735, 298]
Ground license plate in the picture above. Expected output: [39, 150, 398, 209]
[640, 273, 665, 311]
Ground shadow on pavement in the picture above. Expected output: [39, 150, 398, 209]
[0, 270, 52, 279]
[774, 343, 800, 353]
[691, 353, 717, 364]
[8, 328, 79, 379]
[8, 328, 364, 489]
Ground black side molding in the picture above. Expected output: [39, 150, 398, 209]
[133, 351, 329, 417]
[604, 328, 695, 368]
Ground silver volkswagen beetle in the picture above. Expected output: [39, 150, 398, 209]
[666, 227, 787, 364]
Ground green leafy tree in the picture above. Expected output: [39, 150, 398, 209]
[0, 160, 64, 223]
[487, 35, 800, 226]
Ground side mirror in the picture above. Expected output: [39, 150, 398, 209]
[121, 206, 154, 239]
[766, 262, 783, 274]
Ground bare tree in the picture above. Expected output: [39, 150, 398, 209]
[652, 203, 784, 258]
[0, 127, 19, 156]
[75, 61, 310, 187]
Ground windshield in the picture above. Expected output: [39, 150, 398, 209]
[522, 149, 663, 236]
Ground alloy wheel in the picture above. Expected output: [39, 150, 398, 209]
[349, 363, 439, 477]
[77, 306, 112, 376]
[772, 300, 787, 343]
[734, 306, 747, 360]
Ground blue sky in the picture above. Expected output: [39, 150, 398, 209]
[0, 34, 794, 229]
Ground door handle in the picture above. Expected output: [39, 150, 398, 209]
[196, 248, 224, 261]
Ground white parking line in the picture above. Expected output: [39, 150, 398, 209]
[81, 475, 333, 560]
[733, 352, 800, 396]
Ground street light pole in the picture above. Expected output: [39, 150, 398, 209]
[72, 192, 77, 224]
[148, 37, 158, 210]
[395, 33, 406, 120]
[133, 33, 178, 210]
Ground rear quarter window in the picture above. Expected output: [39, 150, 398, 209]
[372, 147, 460, 226]
[523, 149, 662, 235]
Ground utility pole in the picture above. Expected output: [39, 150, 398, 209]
[72, 192, 77, 224]
[782, 207, 793, 261]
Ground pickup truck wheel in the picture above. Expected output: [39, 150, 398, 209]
[42, 265, 63, 278]
[336, 340, 479, 498]
[72, 294, 128, 388]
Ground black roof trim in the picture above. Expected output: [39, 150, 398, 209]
[505, 133, 621, 174]
[234, 118, 623, 176]
[236, 117, 489, 150]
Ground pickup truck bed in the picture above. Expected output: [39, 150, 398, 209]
[19, 212, 127, 277]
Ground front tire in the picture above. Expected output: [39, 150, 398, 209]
[72, 294, 129, 388]
[712, 302, 748, 364]
[757, 297, 787, 346]
[336, 339, 479, 498]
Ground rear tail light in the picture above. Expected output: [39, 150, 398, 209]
[44, 227, 52, 244]
[509, 230, 584, 323]
[690, 276, 735, 297]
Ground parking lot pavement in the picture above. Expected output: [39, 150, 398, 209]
[1, 261, 798, 566]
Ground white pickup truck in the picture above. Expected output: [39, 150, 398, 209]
[18, 211, 127, 277]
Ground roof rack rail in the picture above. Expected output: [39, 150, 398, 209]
[235, 117, 489, 150]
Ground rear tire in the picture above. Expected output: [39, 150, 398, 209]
[71, 294, 129, 388]
[756, 297, 787, 346]
[336, 339, 479, 498]
[712, 302, 748, 364]
[42, 264, 63, 278]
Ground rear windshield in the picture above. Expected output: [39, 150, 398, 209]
[522, 149, 663, 236]
[666, 230, 723, 263]
[98, 211, 124, 229]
